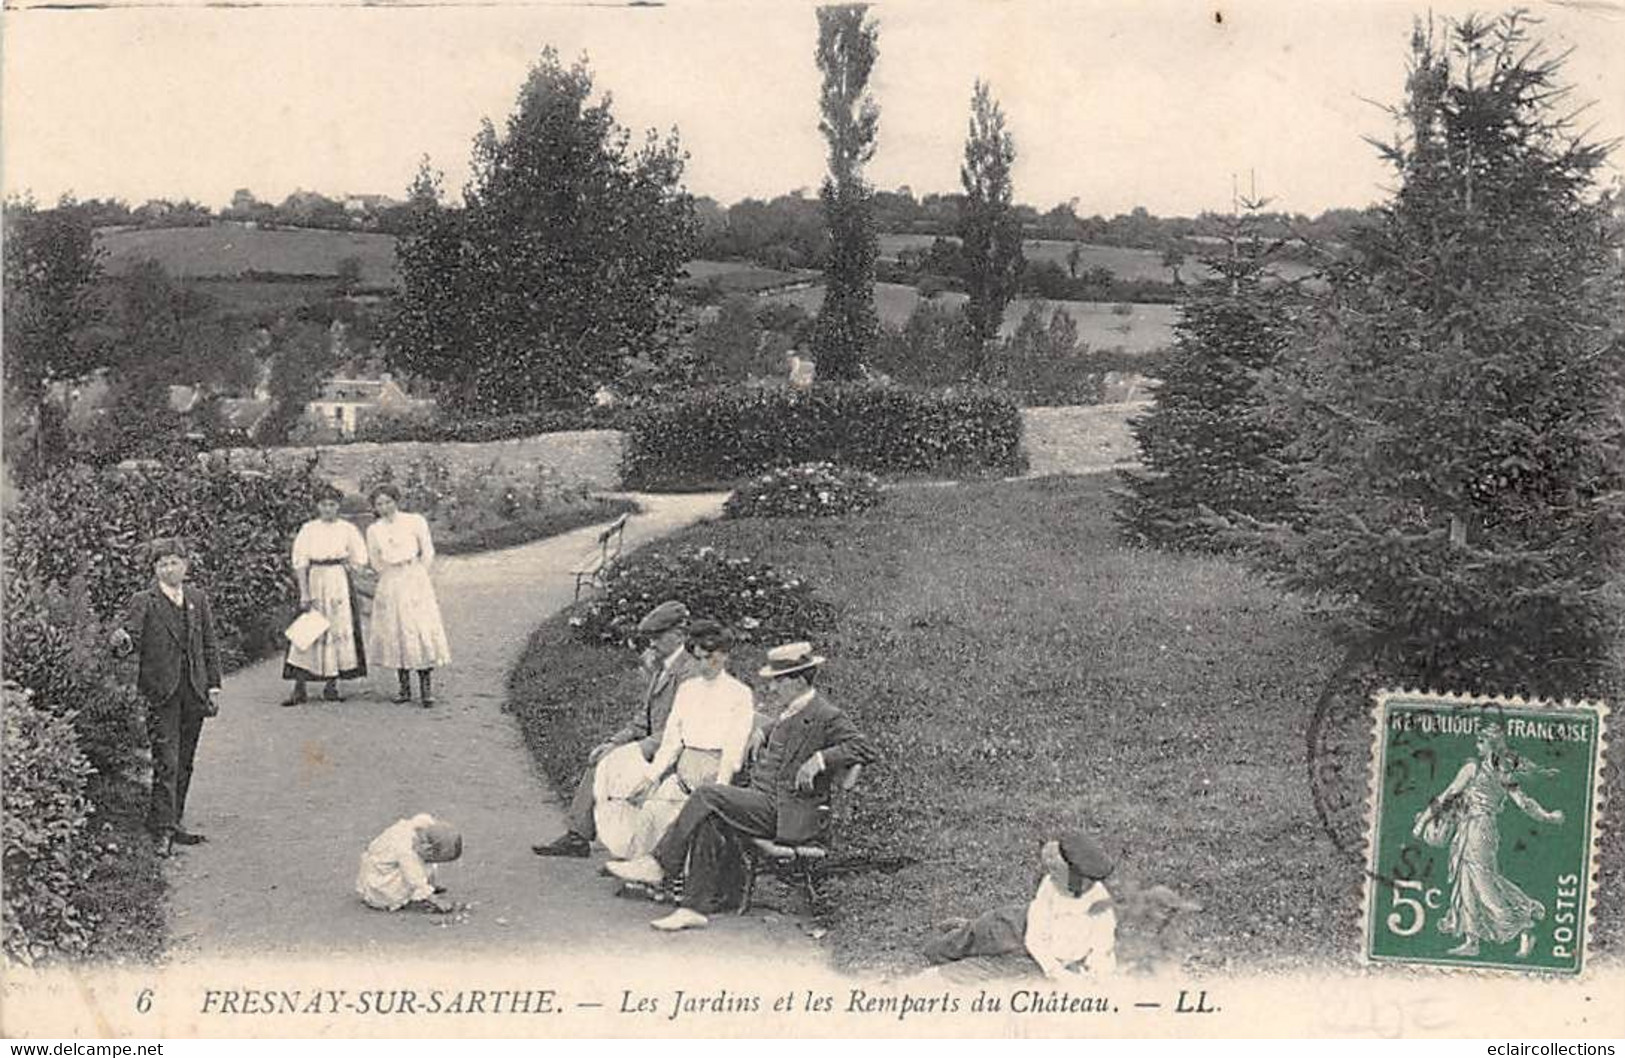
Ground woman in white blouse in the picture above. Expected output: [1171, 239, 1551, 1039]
[282, 484, 370, 706]
[364, 486, 451, 706]
[622, 619, 757, 857]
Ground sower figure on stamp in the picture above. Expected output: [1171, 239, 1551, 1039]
[1412, 722, 1565, 958]
[606, 640, 877, 932]
[532, 600, 698, 858]
[109, 538, 224, 858]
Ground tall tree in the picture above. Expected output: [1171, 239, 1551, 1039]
[809, 4, 881, 382]
[958, 80, 1024, 375]
[387, 51, 696, 412]
[1115, 203, 1302, 551]
[1251, 14, 1625, 699]
[2, 196, 105, 475]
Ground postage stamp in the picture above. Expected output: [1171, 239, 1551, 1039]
[1362, 691, 1609, 975]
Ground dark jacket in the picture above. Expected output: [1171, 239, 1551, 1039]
[121, 584, 222, 709]
[752, 693, 877, 844]
[611, 647, 700, 746]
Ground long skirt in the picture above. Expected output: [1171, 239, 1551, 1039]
[595, 746, 722, 859]
[283, 565, 367, 680]
[1441, 811, 1545, 943]
[367, 560, 451, 671]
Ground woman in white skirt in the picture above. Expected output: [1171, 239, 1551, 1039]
[364, 485, 451, 706]
[282, 484, 370, 705]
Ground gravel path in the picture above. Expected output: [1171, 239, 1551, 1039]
[163, 493, 819, 964]
[1020, 401, 1149, 478]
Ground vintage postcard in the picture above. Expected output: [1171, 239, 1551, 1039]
[3, 0, 1624, 1044]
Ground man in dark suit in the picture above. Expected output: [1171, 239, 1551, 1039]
[532, 599, 698, 857]
[110, 539, 223, 857]
[606, 640, 876, 930]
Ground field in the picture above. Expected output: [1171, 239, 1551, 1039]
[878, 233, 1316, 284]
[509, 475, 1363, 974]
[681, 259, 813, 294]
[96, 225, 399, 286]
[760, 282, 1177, 354]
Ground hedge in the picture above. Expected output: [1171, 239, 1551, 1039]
[4, 455, 319, 668]
[353, 405, 631, 445]
[621, 384, 1026, 490]
[2, 684, 98, 964]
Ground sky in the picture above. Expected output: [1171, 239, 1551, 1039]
[3, 0, 1623, 218]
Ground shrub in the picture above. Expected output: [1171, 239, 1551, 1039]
[622, 383, 1025, 489]
[2, 683, 98, 965]
[352, 404, 629, 444]
[568, 543, 835, 647]
[2, 571, 145, 778]
[723, 462, 881, 520]
[4, 455, 319, 667]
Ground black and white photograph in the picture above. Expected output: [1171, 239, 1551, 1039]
[2, 0, 1623, 1043]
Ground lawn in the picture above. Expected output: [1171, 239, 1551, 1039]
[96, 225, 400, 286]
[760, 282, 1177, 354]
[509, 475, 1383, 975]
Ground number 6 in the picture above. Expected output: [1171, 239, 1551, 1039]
[1387, 878, 1426, 937]
[136, 988, 154, 1013]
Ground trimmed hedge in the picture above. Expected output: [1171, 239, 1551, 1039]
[622, 384, 1025, 490]
[568, 542, 834, 647]
[2, 684, 98, 964]
[4, 455, 319, 668]
[353, 405, 631, 445]
[723, 462, 882, 519]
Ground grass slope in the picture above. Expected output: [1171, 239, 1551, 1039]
[96, 226, 399, 286]
[510, 476, 1383, 974]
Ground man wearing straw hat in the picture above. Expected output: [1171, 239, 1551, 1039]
[607, 640, 876, 931]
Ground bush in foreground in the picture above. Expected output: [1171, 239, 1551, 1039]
[723, 462, 882, 520]
[2, 684, 98, 965]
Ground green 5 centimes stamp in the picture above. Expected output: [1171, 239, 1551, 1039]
[1363, 691, 1608, 975]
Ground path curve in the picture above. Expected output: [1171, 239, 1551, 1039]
[164, 493, 820, 963]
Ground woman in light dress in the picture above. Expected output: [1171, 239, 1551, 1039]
[364, 485, 451, 707]
[282, 484, 369, 706]
[1412, 722, 1565, 958]
[614, 619, 757, 859]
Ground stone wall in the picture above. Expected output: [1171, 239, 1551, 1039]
[211, 430, 626, 495]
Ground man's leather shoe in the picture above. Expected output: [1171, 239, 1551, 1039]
[172, 829, 207, 846]
[532, 832, 591, 858]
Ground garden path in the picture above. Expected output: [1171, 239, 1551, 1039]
[163, 492, 822, 966]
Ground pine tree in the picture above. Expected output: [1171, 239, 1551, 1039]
[1252, 14, 1625, 699]
[809, 4, 881, 382]
[1114, 204, 1302, 551]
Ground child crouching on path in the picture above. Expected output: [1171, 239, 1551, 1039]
[357, 814, 462, 912]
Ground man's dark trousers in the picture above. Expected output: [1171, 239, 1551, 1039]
[651, 784, 777, 879]
[148, 684, 206, 837]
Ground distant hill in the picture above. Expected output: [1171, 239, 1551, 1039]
[96, 224, 399, 287]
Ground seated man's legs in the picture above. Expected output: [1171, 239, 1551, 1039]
[621, 783, 774, 882]
[922, 901, 1030, 964]
[533, 762, 599, 855]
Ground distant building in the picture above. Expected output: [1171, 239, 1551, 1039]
[305, 373, 429, 437]
[343, 194, 400, 215]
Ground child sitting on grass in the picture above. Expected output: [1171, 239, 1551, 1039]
[356, 813, 462, 912]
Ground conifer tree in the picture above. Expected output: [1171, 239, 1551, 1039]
[1251, 14, 1625, 698]
[1115, 203, 1301, 551]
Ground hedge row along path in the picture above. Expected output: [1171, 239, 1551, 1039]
[165, 491, 821, 965]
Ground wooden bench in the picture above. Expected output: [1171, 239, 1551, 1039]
[737, 764, 862, 917]
[572, 513, 629, 601]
